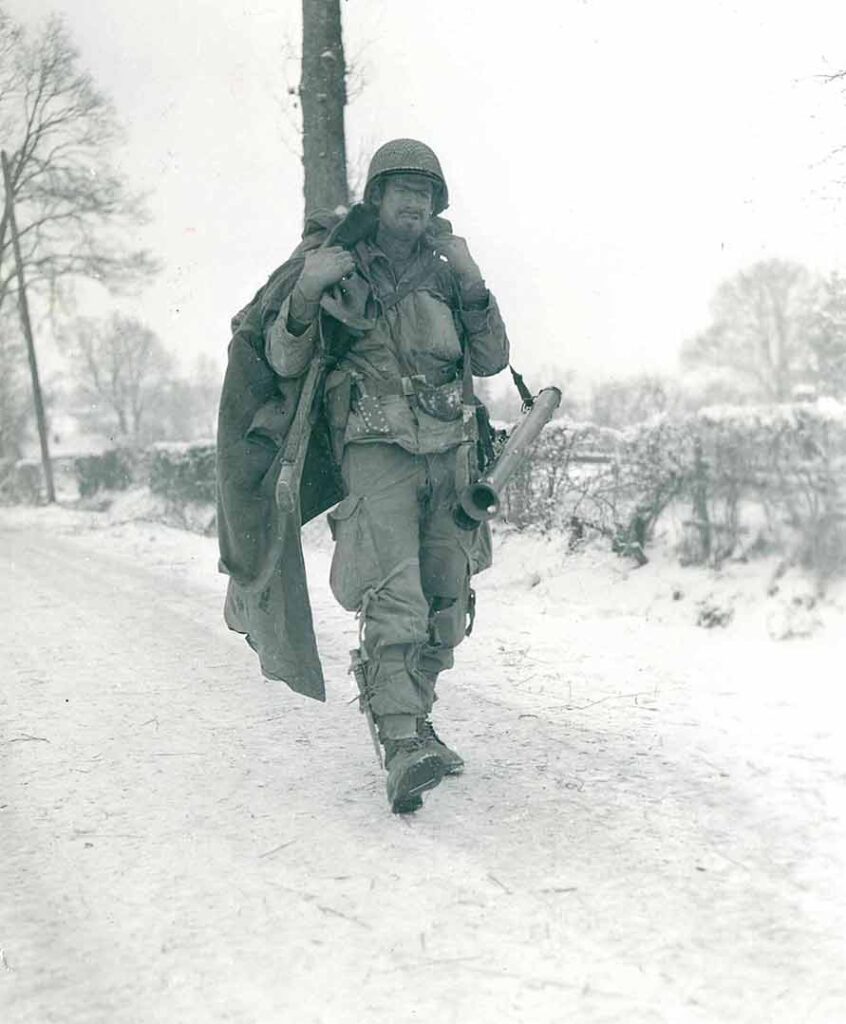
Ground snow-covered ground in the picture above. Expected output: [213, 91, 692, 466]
[2, 497, 845, 1024]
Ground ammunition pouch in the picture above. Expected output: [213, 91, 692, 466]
[351, 364, 462, 422]
[415, 378, 463, 421]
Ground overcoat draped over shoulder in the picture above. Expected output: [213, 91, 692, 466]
[216, 208, 366, 700]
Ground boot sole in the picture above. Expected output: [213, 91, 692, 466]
[389, 752, 445, 814]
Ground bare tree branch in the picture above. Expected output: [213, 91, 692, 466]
[681, 260, 820, 402]
[59, 313, 172, 443]
[0, 11, 158, 324]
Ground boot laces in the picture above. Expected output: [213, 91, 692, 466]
[383, 734, 426, 766]
[418, 718, 442, 745]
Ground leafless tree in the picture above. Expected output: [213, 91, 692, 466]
[806, 271, 846, 398]
[681, 259, 819, 403]
[0, 8, 157, 321]
[61, 313, 172, 444]
[590, 374, 679, 428]
[153, 353, 224, 442]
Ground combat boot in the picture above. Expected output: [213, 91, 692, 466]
[417, 718, 465, 775]
[383, 736, 445, 814]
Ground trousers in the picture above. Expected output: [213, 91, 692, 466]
[327, 441, 490, 719]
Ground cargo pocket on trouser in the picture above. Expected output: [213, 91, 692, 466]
[357, 560, 433, 718]
[419, 538, 472, 680]
[428, 594, 468, 651]
[327, 494, 380, 612]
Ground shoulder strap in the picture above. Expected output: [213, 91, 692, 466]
[447, 269, 536, 412]
[508, 365, 534, 410]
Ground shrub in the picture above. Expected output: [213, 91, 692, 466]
[0, 459, 43, 503]
[498, 398, 846, 581]
[74, 448, 136, 497]
[148, 441, 216, 504]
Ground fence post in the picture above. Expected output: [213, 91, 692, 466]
[691, 436, 711, 562]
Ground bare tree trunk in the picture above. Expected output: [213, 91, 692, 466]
[300, 0, 349, 218]
[2, 150, 55, 503]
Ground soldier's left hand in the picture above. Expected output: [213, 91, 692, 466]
[432, 234, 483, 283]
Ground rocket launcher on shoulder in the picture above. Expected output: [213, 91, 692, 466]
[454, 386, 562, 531]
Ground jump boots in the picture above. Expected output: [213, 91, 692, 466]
[382, 734, 445, 814]
[417, 717, 465, 775]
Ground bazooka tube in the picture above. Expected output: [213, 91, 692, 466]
[454, 386, 562, 530]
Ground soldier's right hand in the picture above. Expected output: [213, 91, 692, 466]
[298, 246, 356, 298]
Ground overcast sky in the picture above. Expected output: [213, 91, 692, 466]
[6, 0, 846, 388]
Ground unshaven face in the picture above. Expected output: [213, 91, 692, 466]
[376, 173, 435, 242]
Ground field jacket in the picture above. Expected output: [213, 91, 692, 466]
[266, 227, 509, 456]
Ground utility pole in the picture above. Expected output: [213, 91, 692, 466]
[2, 150, 56, 503]
[300, 0, 349, 218]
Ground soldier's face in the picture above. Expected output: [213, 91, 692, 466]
[377, 174, 434, 241]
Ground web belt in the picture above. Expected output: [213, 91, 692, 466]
[353, 363, 460, 398]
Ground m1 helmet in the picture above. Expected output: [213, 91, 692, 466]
[363, 138, 449, 213]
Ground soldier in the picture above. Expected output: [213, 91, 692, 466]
[264, 139, 509, 812]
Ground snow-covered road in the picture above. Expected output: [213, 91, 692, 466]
[2, 505, 845, 1024]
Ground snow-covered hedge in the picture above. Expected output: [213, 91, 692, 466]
[10, 399, 846, 581]
[504, 399, 846, 580]
[74, 448, 136, 497]
[147, 441, 216, 504]
[0, 458, 42, 504]
[60, 442, 216, 505]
